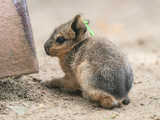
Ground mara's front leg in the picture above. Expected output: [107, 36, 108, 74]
[42, 75, 80, 91]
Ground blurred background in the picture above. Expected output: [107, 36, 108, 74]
[27, 0, 160, 79]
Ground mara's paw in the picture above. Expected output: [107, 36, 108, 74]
[100, 96, 121, 109]
[122, 97, 130, 105]
[40, 80, 60, 89]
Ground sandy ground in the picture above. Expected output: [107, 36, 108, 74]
[0, 0, 160, 120]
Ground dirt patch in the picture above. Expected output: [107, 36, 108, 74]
[0, 76, 47, 113]
[0, 76, 44, 102]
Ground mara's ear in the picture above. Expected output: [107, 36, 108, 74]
[71, 14, 87, 35]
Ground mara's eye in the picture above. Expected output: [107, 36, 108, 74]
[56, 37, 66, 44]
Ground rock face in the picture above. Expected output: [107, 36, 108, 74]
[0, 0, 39, 78]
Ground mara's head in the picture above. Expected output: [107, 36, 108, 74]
[44, 14, 88, 57]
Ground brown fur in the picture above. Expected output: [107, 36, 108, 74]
[43, 15, 133, 109]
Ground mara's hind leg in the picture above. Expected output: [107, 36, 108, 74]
[77, 60, 120, 109]
[82, 88, 120, 109]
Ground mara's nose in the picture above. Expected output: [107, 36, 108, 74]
[44, 41, 50, 55]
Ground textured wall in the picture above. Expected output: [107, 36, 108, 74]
[0, 0, 38, 78]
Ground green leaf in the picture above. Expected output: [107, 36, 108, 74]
[83, 20, 95, 36]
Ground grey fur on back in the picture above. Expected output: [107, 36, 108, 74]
[70, 38, 134, 99]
